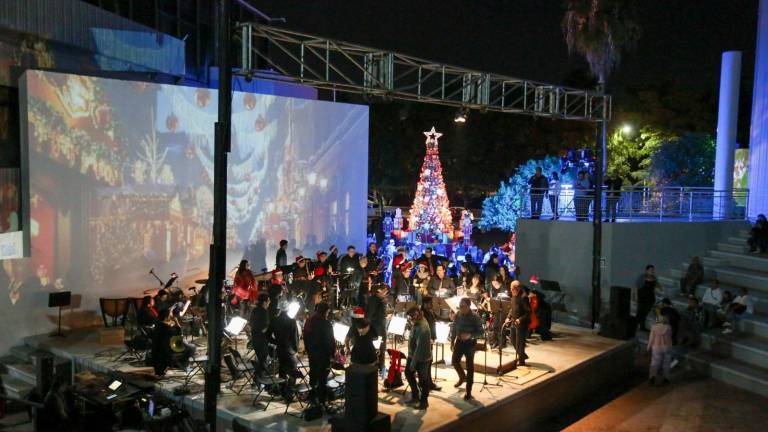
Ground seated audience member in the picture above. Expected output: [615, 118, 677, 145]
[680, 296, 704, 347]
[700, 279, 723, 328]
[680, 256, 704, 296]
[747, 214, 767, 253]
[723, 287, 752, 335]
[718, 290, 734, 321]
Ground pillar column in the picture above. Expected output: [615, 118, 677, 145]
[748, 0, 768, 219]
[714, 51, 742, 219]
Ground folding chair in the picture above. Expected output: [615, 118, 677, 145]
[252, 358, 286, 411]
[224, 354, 251, 395]
[184, 354, 207, 386]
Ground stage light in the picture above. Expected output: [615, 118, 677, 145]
[454, 109, 467, 123]
[307, 172, 317, 185]
[621, 124, 633, 135]
[224, 316, 248, 336]
[387, 316, 407, 336]
[333, 322, 350, 343]
[287, 301, 301, 319]
[435, 321, 451, 344]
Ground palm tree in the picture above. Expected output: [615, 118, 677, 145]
[562, 0, 640, 327]
[562, 0, 641, 171]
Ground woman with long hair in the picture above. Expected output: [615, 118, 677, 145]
[233, 259, 256, 311]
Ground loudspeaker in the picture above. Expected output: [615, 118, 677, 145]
[344, 364, 378, 429]
[48, 291, 71, 308]
[35, 354, 54, 395]
[610, 286, 631, 318]
[599, 314, 636, 340]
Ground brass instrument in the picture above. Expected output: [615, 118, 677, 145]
[170, 335, 185, 353]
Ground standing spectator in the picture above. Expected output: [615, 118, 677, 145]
[574, 170, 593, 221]
[604, 172, 623, 222]
[701, 279, 723, 328]
[548, 172, 561, 220]
[647, 313, 673, 386]
[659, 298, 681, 368]
[404, 307, 432, 410]
[680, 256, 704, 296]
[635, 265, 659, 332]
[528, 167, 549, 219]
[748, 214, 768, 253]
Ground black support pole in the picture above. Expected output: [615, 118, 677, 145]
[204, 0, 232, 430]
[591, 113, 606, 328]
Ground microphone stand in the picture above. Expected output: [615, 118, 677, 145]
[149, 269, 165, 288]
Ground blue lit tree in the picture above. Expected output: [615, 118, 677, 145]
[479, 156, 573, 232]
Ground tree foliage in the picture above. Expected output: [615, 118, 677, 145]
[649, 133, 716, 187]
[606, 126, 669, 184]
[479, 156, 573, 232]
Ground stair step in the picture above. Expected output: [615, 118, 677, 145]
[715, 267, 768, 293]
[4, 362, 36, 386]
[709, 250, 768, 273]
[687, 351, 768, 398]
[718, 242, 749, 254]
[726, 236, 750, 246]
[0, 373, 34, 400]
[8, 346, 37, 364]
[700, 333, 768, 370]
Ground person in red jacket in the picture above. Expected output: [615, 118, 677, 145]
[232, 260, 256, 312]
[526, 286, 539, 337]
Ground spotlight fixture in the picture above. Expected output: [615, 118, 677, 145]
[454, 108, 468, 124]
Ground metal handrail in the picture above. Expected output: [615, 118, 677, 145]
[521, 186, 749, 221]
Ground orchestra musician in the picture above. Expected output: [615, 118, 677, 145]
[451, 297, 484, 401]
[249, 293, 271, 376]
[276, 239, 288, 268]
[504, 281, 531, 366]
[427, 265, 456, 298]
[366, 242, 381, 278]
[303, 303, 335, 406]
[138, 295, 159, 328]
[154, 289, 173, 315]
[290, 256, 314, 299]
[151, 308, 195, 377]
[232, 260, 257, 314]
[411, 262, 431, 304]
[418, 247, 444, 276]
[338, 246, 362, 307]
[356, 255, 370, 308]
[464, 273, 485, 301]
[268, 270, 286, 318]
[366, 284, 389, 374]
[420, 296, 442, 391]
[391, 246, 411, 297]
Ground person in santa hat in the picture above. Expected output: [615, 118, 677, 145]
[344, 306, 368, 355]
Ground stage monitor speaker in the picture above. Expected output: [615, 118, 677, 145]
[599, 314, 636, 340]
[539, 280, 561, 292]
[610, 286, 631, 318]
[344, 364, 379, 429]
[48, 291, 71, 308]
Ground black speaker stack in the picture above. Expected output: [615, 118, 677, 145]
[599, 286, 636, 340]
[331, 364, 390, 432]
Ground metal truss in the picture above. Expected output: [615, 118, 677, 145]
[234, 23, 610, 122]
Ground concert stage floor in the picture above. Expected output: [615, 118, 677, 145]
[23, 323, 633, 432]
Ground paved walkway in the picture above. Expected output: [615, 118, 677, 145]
[564, 372, 768, 432]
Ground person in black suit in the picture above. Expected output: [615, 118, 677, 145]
[504, 281, 531, 366]
[303, 303, 335, 405]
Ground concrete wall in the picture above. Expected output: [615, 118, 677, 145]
[516, 220, 749, 324]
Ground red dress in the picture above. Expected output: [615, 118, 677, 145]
[233, 271, 256, 303]
[528, 293, 539, 330]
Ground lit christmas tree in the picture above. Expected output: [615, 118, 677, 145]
[409, 127, 453, 241]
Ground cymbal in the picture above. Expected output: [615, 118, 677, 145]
[143, 288, 159, 296]
[195, 279, 209, 284]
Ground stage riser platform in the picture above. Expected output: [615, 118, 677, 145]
[438, 342, 634, 432]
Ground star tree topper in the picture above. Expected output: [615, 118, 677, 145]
[423, 126, 442, 151]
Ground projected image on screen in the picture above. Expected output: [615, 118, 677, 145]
[2, 70, 368, 315]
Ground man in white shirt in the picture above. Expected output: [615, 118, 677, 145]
[701, 279, 723, 328]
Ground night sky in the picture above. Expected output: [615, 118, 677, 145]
[254, 0, 759, 116]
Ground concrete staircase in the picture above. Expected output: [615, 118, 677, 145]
[655, 228, 768, 398]
[0, 345, 39, 416]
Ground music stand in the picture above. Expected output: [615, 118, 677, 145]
[432, 321, 450, 382]
[387, 316, 407, 352]
[48, 291, 71, 337]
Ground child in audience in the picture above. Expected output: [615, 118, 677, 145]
[647, 312, 673, 386]
[723, 287, 752, 335]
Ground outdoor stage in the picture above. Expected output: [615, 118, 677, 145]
[22, 323, 633, 432]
